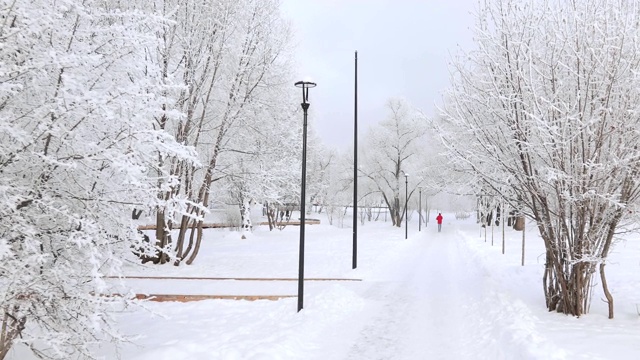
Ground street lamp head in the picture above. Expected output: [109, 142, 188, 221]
[295, 80, 317, 105]
[294, 80, 317, 88]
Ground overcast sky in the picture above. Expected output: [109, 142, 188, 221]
[280, 0, 478, 149]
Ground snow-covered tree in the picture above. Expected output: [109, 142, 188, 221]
[317, 148, 355, 227]
[0, 0, 196, 358]
[142, 0, 238, 264]
[143, 0, 296, 263]
[438, 0, 640, 318]
[361, 98, 428, 227]
[221, 99, 302, 234]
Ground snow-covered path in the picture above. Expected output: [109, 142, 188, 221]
[345, 231, 498, 359]
[396, 235, 494, 359]
[336, 223, 567, 360]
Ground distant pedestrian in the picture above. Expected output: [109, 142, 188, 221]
[436, 213, 443, 232]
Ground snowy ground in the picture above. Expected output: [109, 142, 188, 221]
[10, 212, 640, 359]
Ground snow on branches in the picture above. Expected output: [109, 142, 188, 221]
[439, 0, 640, 318]
[0, 0, 196, 358]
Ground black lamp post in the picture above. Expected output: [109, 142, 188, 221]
[404, 172, 409, 239]
[352, 51, 358, 270]
[419, 187, 422, 232]
[295, 79, 316, 312]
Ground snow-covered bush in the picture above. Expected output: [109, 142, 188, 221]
[0, 0, 195, 358]
[440, 0, 640, 318]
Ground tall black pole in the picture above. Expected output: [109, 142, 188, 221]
[352, 51, 358, 269]
[405, 175, 408, 240]
[295, 80, 316, 312]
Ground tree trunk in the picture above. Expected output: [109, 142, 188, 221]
[173, 212, 190, 265]
[0, 305, 26, 360]
[181, 218, 197, 261]
[600, 263, 614, 319]
[186, 220, 204, 265]
[174, 207, 197, 266]
[240, 200, 252, 237]
[186, 177, 212, 265]
[542, 247, 597, 317]
[265, 202, 276, 231]
[153, 210, 168, 264]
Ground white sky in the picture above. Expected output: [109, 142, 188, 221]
[280, 0, 478, 148]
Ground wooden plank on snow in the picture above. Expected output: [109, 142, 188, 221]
[134, 294, 297, 302]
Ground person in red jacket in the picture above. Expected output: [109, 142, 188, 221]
[436, 213, 443, 232]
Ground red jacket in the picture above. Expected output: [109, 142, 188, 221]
[436, 214, 443, 224]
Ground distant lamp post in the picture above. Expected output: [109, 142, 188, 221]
[403, 172, 409, 239]
[419, 187, 422, 232]
[295, 79, 316, 312]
